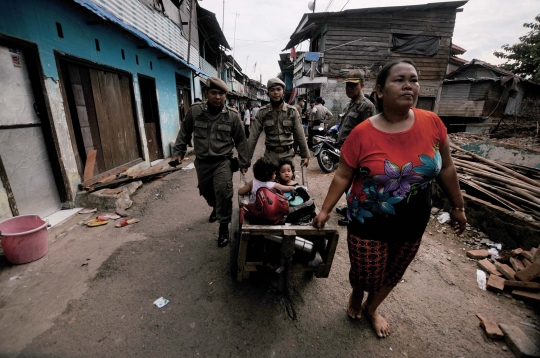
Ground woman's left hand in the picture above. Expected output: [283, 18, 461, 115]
[312, 211, 330, 230]
[450, 209, 467, 235]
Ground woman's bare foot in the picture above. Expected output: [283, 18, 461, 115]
[362, 303, 390, 338]
[346, 290, 363, 319]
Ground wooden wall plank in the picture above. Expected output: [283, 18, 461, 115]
[79, 66, 106, 173]
[438, 100, 484, 117]
[83, 149, 97, 181]
[90, 69, 140, 171]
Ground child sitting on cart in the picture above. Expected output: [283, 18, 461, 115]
[277, 159, 298, 196]
[238, 157, 295, 203]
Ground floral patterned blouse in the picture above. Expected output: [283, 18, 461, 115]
[341, 108, 447, 242]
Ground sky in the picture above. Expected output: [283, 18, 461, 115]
[199, 0, 540, 85]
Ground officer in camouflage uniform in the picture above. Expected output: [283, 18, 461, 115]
[336, 69, 376, 147]
[243, 78, 310, 172]
[335, 69, 376, 226]
[172, 77, 249, 247]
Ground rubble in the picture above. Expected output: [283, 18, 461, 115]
[449, 213, 540, 350]
[476, 313, 504, 340]
[466, 249, 491, 259]
[499, 324, 540, 358]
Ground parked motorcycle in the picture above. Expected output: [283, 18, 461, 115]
[310, 122, 340, 141]
[312, 126, 341, 173]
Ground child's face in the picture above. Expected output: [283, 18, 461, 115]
[279, 165, 293, 182]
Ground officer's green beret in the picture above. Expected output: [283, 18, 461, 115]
[206, 77, 229, 92]
[267, 78, 285, 89]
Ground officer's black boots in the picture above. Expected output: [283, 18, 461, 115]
[335, 206, 348, 217]
[217, 224, 229, 247]
[209, 208, 217, 222]
[336, 206, 349, 226]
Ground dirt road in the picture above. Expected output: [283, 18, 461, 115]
[0, 140, 538, 357]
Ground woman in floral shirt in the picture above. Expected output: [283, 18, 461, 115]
[312, 59, 467, 338]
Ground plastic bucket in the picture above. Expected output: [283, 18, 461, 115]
[0, 215, 48, 264]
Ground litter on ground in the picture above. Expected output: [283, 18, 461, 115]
[153, 297, 170, 308]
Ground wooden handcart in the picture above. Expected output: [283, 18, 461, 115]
[229, 167, 339, 292]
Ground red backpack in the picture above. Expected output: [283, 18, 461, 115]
[243, 187, 289, 224]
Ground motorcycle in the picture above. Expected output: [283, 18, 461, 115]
[311, 123, 341, 173]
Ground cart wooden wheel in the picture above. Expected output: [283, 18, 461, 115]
[229, 205, 240, 278]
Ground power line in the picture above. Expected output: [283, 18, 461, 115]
[325, 0, 336, 11]
[340, 0, 350, 11]
[226, 36, 289, 43]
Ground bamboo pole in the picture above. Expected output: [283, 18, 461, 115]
[454, 158, 508, 178]
[457, 166, 540, 196]
[450, 143, 540, 187]
[471, 176, 540, 204]
[471, 180, 540, 211]
[458, 177, 521, 211]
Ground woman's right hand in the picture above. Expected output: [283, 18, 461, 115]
[312, 211, 331, 230]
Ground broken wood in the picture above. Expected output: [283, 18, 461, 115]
[83, 150, 97, 181]
[79, 158, 143, 189]
[85, 166, 182, 192]
[504, 280, 540, 291]
[98, 174, 117, 184]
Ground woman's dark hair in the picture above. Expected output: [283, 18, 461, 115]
[278, 158, 296, 181]
[253, 157, 277, 182]
[375, 59, 417, 112]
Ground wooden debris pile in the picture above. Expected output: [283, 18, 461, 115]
[450, 143, 540, 225]
[79, 156, 186, 192]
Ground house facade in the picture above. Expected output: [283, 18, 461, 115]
[439, 59, 540, 133]
[0, 0, 231, 220]
[283, 1, 467, 115]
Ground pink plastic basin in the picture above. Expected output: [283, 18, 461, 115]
[0, 215, 48, 264]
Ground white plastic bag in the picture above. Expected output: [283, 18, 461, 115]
[437, 212, 450, 224]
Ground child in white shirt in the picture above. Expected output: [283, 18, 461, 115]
[238, 157, 294, 203]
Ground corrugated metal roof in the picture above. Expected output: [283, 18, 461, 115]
[73, 0, 209, 76]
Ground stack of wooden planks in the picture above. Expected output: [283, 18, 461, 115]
[450, 144, 540, 224]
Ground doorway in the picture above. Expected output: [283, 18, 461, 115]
[59, 59, 142, 178]
[416, 97, 435, 111]
[138, 75, 163, 162]
[0, 43, 62, 218]
[176, 74, 191, 123]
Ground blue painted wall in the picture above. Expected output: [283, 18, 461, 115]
[0, 0, 192, 159]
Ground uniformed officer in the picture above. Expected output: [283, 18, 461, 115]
[243, 78, 310, 172]
[172, 77, 250, 247]
[336, 69, 376, 147]
[335, 69, 376, 226]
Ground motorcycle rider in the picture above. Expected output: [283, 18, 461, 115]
[309, 97, 333, 149]
[336, 69, 376, 225]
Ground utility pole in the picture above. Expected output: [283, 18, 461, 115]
[187, 0, 195, 64]
[232, 12, 239, 66]
[222, 0, 225, 31]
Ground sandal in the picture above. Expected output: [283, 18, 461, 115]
[79, 208, 97, 214]
[86, 219, 109, 227]
[115, 218, 140, 228]
[101, 213, 121, 220]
